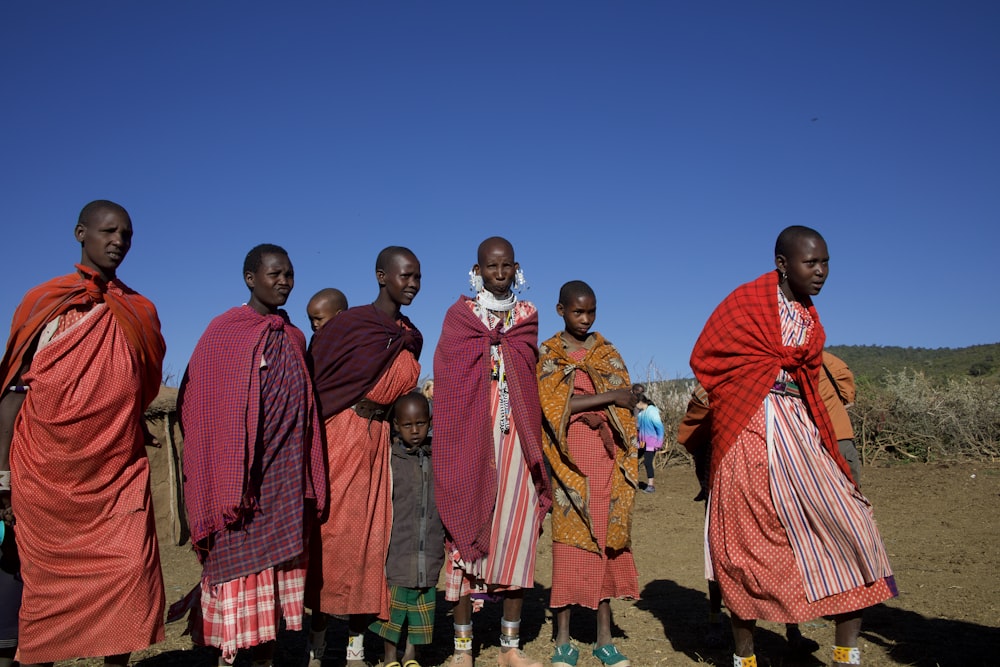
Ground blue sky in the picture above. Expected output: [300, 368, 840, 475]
[2, 2, 998, 384]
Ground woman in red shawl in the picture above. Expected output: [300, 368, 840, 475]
[0, 201, 165, 667]
[306, 247, 423, 667]
[690, 226, 895, 667]
[177, 243, 326, 666]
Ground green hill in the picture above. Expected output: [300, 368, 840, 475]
[825, 343, 1000, 384]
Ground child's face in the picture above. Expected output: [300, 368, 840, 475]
[473, 240, 518, 297]
[557, 293, 597, 342]
[393, 400, 431, 448]
[306, 299, 338, 332]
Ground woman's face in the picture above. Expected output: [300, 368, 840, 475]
[245, 252, 294, 315]
[473, 240, 518, 297]
[776, 235, 829, 300]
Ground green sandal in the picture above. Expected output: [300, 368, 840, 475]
[592, 644, 630, 667]
[551, 643, 579, 667]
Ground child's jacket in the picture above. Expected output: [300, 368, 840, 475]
[385, 437, 445, 588]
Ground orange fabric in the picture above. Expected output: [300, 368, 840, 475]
[11, 301, 164, 663]
[676, 383, 711, 455]
[0, 264, 164, 408]
[538, 332, 637, 553]
[819, 351, 855, 440]
[306, 351, 420, 618]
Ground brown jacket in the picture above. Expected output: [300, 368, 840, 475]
[819, 351, 855, 440]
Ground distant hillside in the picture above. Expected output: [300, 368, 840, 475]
[650, 343, 1000, 388]
[826, 343, 1000, 384]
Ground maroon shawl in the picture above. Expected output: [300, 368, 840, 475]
[309, 304, 423, 419]
[433, 296, 552, 562]
[179, 306, 327, 545]
[690, 271, 850, 485]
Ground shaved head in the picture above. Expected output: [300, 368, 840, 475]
[558, 280, 596, 306]
[477, 236, 515, 265]
[376, 246, 417, 272]
[308, 288, 348, 312]
[78, 199, 129, 228]
[775, 225, 824, 258]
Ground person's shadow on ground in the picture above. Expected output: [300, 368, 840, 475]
[861, 601, 1000, 667]
[637, 579, 825, 667]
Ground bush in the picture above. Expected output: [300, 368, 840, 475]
[851, 370, 1000, 464]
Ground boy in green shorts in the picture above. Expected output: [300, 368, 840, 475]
[370, 393, 444, 667]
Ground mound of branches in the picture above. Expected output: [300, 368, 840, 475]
[851, 370, 1000, 464]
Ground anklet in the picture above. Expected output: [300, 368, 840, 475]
[833, 645, 861, 665]
[347, 632, 365, 661]
[733, 654, 757, 667]
[454, 622, 473, 652]
[499, 617, 520, 649]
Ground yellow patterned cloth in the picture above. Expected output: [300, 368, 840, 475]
[537, 332, 638, 553]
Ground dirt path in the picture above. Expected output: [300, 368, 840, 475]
[68, 463, 999, 667]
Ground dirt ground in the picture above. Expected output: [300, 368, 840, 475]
[57, 462, 999, 667]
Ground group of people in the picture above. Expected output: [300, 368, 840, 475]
[0, 200, 895, 667]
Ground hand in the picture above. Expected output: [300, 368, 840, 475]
[612, 388, 638, 411]
[142, 423, 161, 448]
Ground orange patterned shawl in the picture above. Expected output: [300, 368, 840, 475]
[537, 332, 638, 553]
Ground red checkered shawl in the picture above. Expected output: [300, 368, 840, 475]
[690, 272, 850, 486]
[179, 306, 327, 546]
[310, 304, 423, 419]
[433, 296, 552, 562]
[1, 264, 164, 408]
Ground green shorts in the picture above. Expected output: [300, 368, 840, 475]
[368, 585, 436, 645]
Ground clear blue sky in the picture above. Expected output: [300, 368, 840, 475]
[3, 2, 998, 384]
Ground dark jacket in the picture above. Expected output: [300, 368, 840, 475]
[385, 437, 445, 588]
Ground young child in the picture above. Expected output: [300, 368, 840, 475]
[368, 392, 444, 667]
[538, 280, 639, 667]
[306, 287, 348, 333]
[433, 236, 551, 667]
[634, 394, 663, 493]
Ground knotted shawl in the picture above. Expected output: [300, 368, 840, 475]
[538, 332, 638, 553]
[690, 271, 850, 485]
[1, 264, 164, 408]
[310, 304, 423, 419]
[433, 296, 552, 563]
[178, 306, 327, 546]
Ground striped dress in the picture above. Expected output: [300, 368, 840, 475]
[444, 300, 542, 602]
[706, 288, 896, 622]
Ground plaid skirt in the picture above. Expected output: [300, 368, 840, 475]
[190, 553, 307, 663]
[369, 585, 436, 645]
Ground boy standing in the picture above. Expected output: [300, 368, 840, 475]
[538, 280, 639, 667]
[369, 392, 444, 667]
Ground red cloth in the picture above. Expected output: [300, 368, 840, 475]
[306, 351, 421, 617]
[309, 304, 422, 419]
[10, 294, 164, 662]
[690, 272, 851, 485]
[432, 296, 552, 563]
[549, 348, 639, 609]
[0, 264, 164, 407]
[179, 306, 327, 550]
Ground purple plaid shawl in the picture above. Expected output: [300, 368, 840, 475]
[432, 296, 552, 562]
[310, 304, 423, 419]
[179, 306, 327, 547]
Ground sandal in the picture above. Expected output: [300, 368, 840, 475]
[385, 663, 402, 667]
[402, 662, 421, 667]
[592, 644, 630, 667]
[551, 643, 579, 667]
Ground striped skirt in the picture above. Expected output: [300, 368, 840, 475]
[707, 394, 896, 622]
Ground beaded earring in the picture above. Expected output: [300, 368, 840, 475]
[469, 269, 484, 293]
[513, 267, 528, 293]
